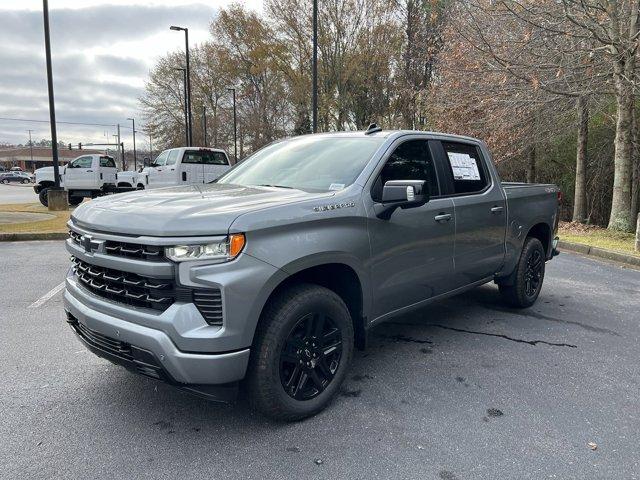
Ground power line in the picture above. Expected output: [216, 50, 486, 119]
[0, 116, 134, 130]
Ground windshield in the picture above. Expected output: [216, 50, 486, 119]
[216, 135, 385, 192]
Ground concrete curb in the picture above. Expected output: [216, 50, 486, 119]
[0, 231, 67, 242]
[558, 240, 640, 267]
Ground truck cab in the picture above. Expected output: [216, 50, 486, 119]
[142, 147, 230, 189]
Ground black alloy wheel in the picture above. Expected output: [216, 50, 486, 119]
[279, 312, 342, 401]
[524, 248, 543, 298]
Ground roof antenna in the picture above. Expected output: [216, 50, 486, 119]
[364, 123, 382, 135]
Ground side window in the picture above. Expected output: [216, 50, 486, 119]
[372, 140, 439, 201]
[70, 156, 93, 168]
[99, 157, 116, 168]
[166, 150, 179, 166]
[442, 142, 489, 195]
[153, 151, 168, 166]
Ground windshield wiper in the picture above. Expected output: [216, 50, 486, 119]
[256, 184, 295, 189]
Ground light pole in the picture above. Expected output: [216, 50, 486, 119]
[202, 105, 207, 147]
[42, 0, 62, 193]
[312, 0, 318, 133]
[227, 88, 237, 163]
[173, 67, 189, 146]
[127, 117, 137, 170]
[170, 26, 192, 146]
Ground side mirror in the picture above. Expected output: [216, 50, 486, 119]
[375, 180, 429, 220]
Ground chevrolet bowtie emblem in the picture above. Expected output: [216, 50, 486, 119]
[81, 235, 106, 254]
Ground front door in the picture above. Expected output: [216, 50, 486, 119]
[367, 138, 456, 321]
[147, 150, 168, 188]
[435, 140, 507, 285]
[64, 155, 95, 189]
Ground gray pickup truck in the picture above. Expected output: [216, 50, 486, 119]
[63, 127, 560, 420]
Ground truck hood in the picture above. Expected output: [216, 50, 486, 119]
[71, 183, 333, 236]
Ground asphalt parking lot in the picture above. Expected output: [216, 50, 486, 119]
[0, 182, 39, 204]
[1, 241, 639, 479]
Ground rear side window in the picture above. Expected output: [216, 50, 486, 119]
[183, 150, 228, 165]
[99, 157, 115, 167]
[442, 141, 488, 194]
[373, 139, 439, 200]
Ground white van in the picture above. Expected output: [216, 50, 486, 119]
[141, 147, 231, 189]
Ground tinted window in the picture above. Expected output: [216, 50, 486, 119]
[99, 156, 116, 168]
[442, 142, 488, 195]
[166, 150, 179, 165]
[373, 140, 439, 200]
[218, 136, 385, 192]
[70, 156, 93, 168]
[182, 150, 229, 165]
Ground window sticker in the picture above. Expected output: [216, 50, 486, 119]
[447, 152, 481, 181]
[329, 183, 345, 191]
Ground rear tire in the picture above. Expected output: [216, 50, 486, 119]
[22, 179, 30, 184]
[499, 237, 546, 308]
[68, 196, 83, 206]
[38, 187, 49, 207]
[245, 283, 354, 421]
[1, 179, 8, 184]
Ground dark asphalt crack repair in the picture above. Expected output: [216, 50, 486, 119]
[429, 324, 577, 348]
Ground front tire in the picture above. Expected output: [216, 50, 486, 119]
[1, 179, 8, 184]
[38, 187, 49, 207]
[245, 283, 354, 421]
[68, 196, 83, 206]
[499, 237, 546, 308]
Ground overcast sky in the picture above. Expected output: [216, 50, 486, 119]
[0, 0, 263, 148]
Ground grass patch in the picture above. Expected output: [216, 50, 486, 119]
[559, 222, 638, 257]
[0, 203, 70, 234]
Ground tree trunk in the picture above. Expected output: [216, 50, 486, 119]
[607, 76, 635, 231]
[526, 144, 536, 183]
[631, 105, 639, 226]
[572, 96, 589, 223]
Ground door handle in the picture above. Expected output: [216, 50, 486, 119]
[434, 213, 452, 223]
[490, 206, 504, 214]
[86, 170, 93, 173]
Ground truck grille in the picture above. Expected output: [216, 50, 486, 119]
[71, 256, 178, 311]
[69, 230, 164, 261]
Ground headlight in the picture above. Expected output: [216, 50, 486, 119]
[165, 233, 245, 262]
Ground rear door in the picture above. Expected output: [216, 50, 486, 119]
[64, 155, 95, 189]
[433, 140, 507, 286]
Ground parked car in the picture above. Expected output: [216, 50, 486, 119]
[1, 171, 33, 184]
[138, 147, 230, 189]
[63, 127, 560, 420]
[10, 166, 24, 172]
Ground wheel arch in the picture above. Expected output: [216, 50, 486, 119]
[526, 221, 552, 257]
[254, 256, 370, 350]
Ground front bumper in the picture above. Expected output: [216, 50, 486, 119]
[64, 285, 250, 386]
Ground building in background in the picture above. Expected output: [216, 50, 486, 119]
[0, 147, 103, 172]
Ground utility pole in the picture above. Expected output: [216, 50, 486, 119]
[173, 67, 189, 146]
[170, 26, 192, 146]
[42, 0, 64, 210]
[227, 88, 238, 163]
[149, 135, 153, 165]
[312, 0, 318, 133]
[116, 124, 125, 170]
[127, 117, 137, 170]
[202, 105, 208, 147]
[27, 130, 34, 164]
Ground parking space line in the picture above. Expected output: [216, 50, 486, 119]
[28, 282, 65, 309]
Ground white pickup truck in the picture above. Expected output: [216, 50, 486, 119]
[138, 147, 231, 189]
[34, 148, 231, 206]
[34, 154, 118, 206]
